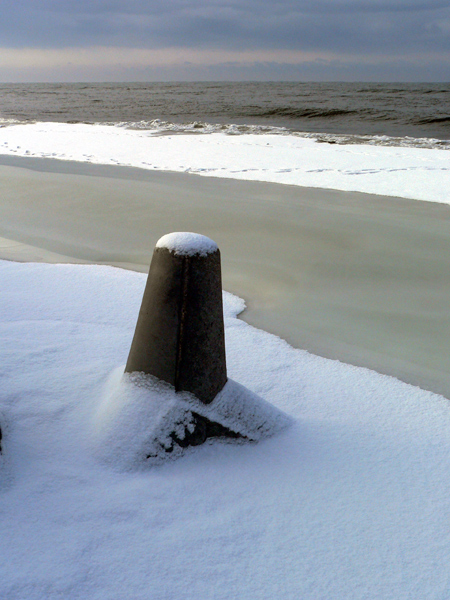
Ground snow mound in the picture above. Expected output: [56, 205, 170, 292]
[155, 232, 218, 256]
[91, 368, 292, 468]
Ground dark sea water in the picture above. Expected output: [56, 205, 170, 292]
[0, 82, 449, 147]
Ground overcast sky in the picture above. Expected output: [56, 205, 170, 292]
[1, 0, 449, 81]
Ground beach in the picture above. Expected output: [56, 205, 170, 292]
[2, 83, 450, 599]
[2, 154, 450, 398]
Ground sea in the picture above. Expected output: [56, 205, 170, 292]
[0, 81, 449, 149]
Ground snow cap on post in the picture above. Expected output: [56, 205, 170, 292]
[155, 232, 218, 257]
[125, 232, 227, 404]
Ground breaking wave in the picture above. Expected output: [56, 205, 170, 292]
[105, 119, 450, 150]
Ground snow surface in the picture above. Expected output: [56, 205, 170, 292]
[94, 371, 291, 468]
[2, 259, 450, 599]
[155, 232, 218, 256]
[1, 121, 450, 204]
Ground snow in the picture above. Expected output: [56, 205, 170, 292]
[93, 371, 291, 468]
[1, 121, 450, 205]
[155, 232, 218, 256]
[2, 259, 450, 598]
[1, 119, 450, 596]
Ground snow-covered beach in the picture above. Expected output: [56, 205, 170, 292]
[1, 127, 450, 397]
[3, 259, 450, 599]
[1, 121, 450, 204]
[2, 121, 450, 598]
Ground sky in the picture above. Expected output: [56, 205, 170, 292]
[0, 0, 449, 82]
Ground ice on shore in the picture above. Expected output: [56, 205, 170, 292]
[2, 259, 450, 598]
[1, 121, 449, 204]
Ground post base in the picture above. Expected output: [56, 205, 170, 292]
[93, 370, 293, 468]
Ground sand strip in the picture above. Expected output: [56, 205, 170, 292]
[2, 154, 450, 399]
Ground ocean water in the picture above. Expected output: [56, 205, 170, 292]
[0, 81, 449, 148]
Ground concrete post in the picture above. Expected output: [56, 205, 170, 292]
[125, 233, 227, 404]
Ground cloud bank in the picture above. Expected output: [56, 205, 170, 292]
[1, 0, 449, 81]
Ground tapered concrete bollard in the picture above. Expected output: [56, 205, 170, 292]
[115, 231, 291, 460]
[125, 232, 227, 404]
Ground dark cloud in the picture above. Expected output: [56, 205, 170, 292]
[2, 0, 450, 56]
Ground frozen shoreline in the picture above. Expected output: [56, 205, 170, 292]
[1, 121, 450, 204]
[3, 142, 450, 597]
[2, 154, 450, 398]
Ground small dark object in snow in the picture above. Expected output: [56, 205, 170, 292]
[148, 412, 244, 457]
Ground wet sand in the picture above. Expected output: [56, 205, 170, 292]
[2, 155, 450, 399]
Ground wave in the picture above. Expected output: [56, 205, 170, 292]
[422, 89, 450, 95]
[245, 107, 359, 119]
[110, 119, 291, 136]
[415, 116, 450, 125]
[0, 118, 31, 127]
[310, 132, 450, 150]
[111, 119, 450, 149]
